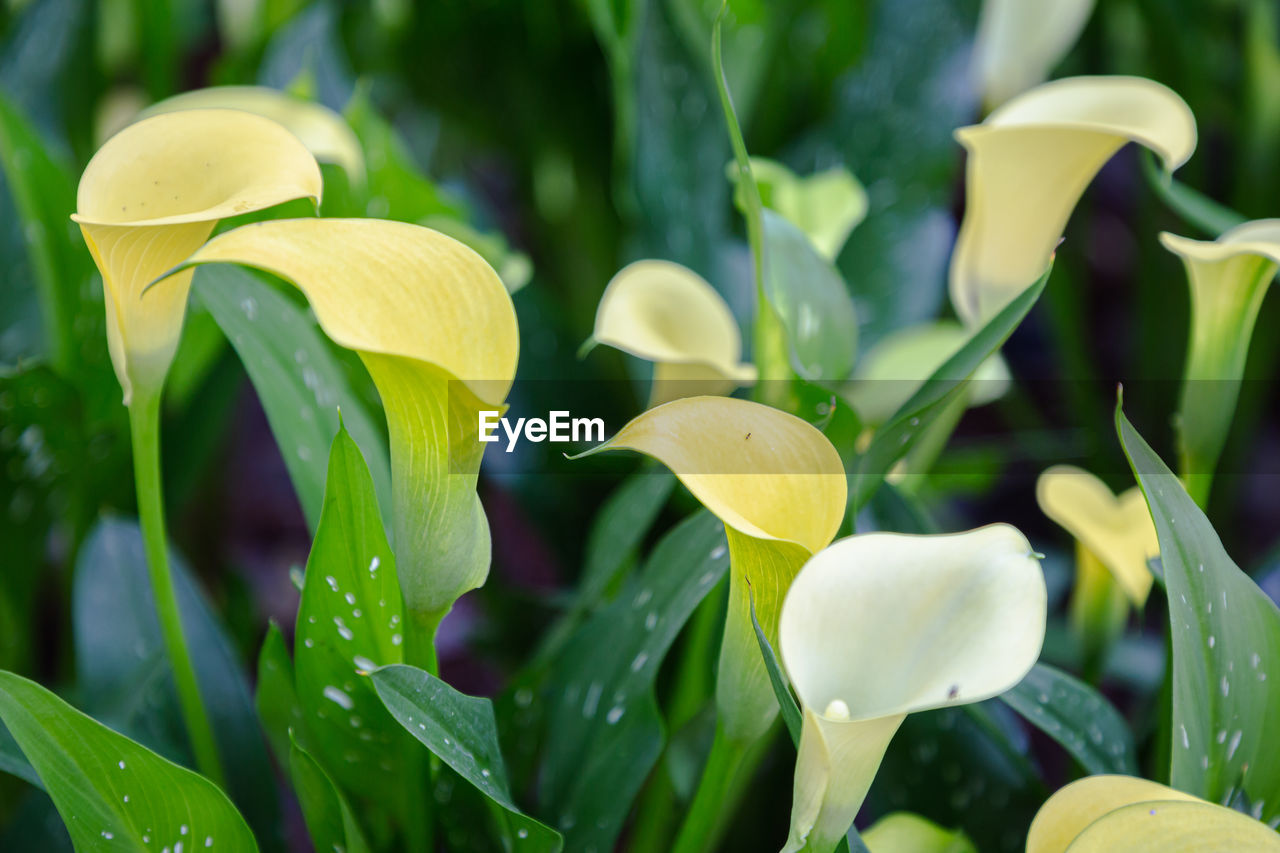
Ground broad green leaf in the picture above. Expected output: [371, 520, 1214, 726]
[577, 467, 675, 607]
[0, 720, 41, 789]
[194, 264, 392, 532]
[861, 811, 975, 853]
[849, 268, 1049, 516]
[71, 517, 280, 847]
[541, 510, 729, 851]
[1117, 406, 1280, 822]
[370, 664, 563, 852]
[254, 622, 303, 768]
[293, 424, 420, 806]
[761, 208, 859, 383]
[0, 670, 257, 852]
[289, 734, 372, 853]
[999, 663, 1138, 775]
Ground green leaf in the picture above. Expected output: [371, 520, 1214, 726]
[369, 664, 563, 852]
[578, 467, 675, 608]
[71, 517, 281, 848]
[194, 264, 392, 532]
[293, 423, 419, 805]
[849, 268, 1049, 515]
[254, 622, 304, 767]
[1117, 405, 1280, 821]
[289, 734, 372, 853]
[0, 670, 257, 852]
[541, 510, 729, 852]
[748, 584, 801, 745]
[999, 663, 1138, 775]
[760, 209, 859, 382]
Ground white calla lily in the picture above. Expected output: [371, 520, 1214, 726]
[778, 525, 1046, 853]
[974, 0, 1097, 108]
[589, 260, 756, 406]
[951, 76, 1196, 326]
[1160, 219, 1280, 506]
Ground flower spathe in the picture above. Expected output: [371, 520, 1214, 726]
[143, 85, 365, 184]
[169, 218, 518, 639]
[951, 76, 1196, 326]
[74, 109, 322, 404]
[1027, 775, 1280, 852]
[590, 260, 757, 406]
[778, 525, 1046, 853]
[973, 0, 1096, 108]
[1036, 465, 1158, 606]
[1160, 219, 1280, 505]
[584, 395, 844, 742]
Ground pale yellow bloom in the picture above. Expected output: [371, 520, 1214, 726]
[590, 260, 756, 406]
[779, 526, 1045, 853]
[588, 395, 844, 742]
[1036, 465, 1158, 606]
[1027, 775, 1280, 852]
[172, 219, 517, 633]
[951, 76, 1195, 326]
[74, 109, 322, 403]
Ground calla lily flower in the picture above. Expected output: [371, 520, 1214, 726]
[165, 219, 518, 658]
[845, 321, 1010, 426]
[582, 395, 844, 743]
[1027, 775, 1280, 852]
[951, 76, 1196, 326]
[1160, 219, 1280, 506]
[733, 157, 867, 261]
[1036, 465, 1158, 606]
[74, 109, 322, 404]
[861, 812, 975, 853]
[587, 260, 757, 407]
[778, 525, 1046, 853]
[143, 85, 365, 185]
[973, 0, 1096, 109]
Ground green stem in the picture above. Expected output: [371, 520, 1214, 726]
[406, 608, 442, 676]
[670, 723, 750, 853]
[128, 388, 224, 787]
[403, 608, 441, 853]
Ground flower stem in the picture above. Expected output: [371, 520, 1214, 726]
[128, 387, 224, 787]
[670, 722, 751, 853]
[406, 608, 442, 676]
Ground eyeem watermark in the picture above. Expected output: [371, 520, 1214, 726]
[480, 410, 605, 452]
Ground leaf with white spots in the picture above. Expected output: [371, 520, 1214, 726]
[999, 663, 1138, 775]
[369, 664, 563, 852]
[0, 670, 256, 852]
[1118, 405, 1280, 821]
[539, 510, 730, 852]
[195, 264, 391, 532]
[294, 423, 420, 806]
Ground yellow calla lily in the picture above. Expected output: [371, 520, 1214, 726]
[737, 157, 867, 261]
[1027, 775, 1280, 852]
[1036, 466, 1157, 606]
[73, 109, 322, 404]
[778, 525, 1046, 853]
[861, 812, 975, 853]
[951, 76, 1196, 326]
[143, 85, 365, 185]
[589, 260, 757, 407]
[585, 395, 844, 742]
[168, 218, 518, 661]
[973, 0, 1096, 109]
[1160, 219, 1280, 506]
